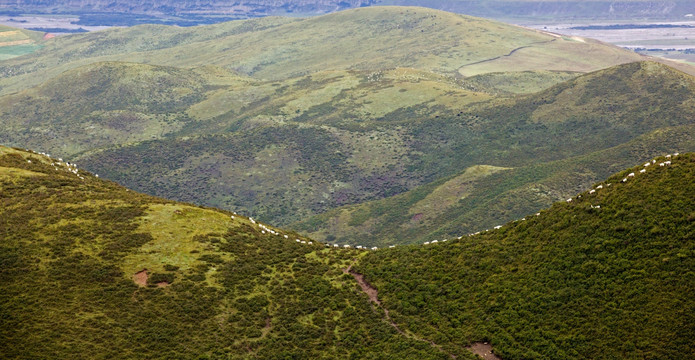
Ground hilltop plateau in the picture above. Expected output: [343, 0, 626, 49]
[0, 7, 647, 95]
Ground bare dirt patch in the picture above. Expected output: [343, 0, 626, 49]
[133, 269, 148, 287]
[468, 342, 502, 360]
[156, 281, 170, 288]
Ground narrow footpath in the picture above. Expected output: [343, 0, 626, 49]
[343, 261, 502, 360]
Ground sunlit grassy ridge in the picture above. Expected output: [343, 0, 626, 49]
[357, 152, 695, 359]
[0, 145, 455, 359]
[0, 6, 647, 95]
[53, 61, 695, 232]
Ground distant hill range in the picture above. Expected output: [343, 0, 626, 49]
[1, 7, 695, 244]
[1, 0, 694, 21]
[0, 0, 375, 18]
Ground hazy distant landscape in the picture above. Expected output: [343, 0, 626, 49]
[1, 2, 694, 359]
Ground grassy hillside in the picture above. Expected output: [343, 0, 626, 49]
[0, 61, 243, 155]
[293, 61, 695, 244]
[0, 145, 458, 359]
[52, 61, 695, 232]
[0, 6, 647, 95]
[3, 145, 693, 358]
[357, 152, 695, 359]
[2, 57, 692, 236]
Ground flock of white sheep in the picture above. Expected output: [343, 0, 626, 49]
[25, 149, 681, 251]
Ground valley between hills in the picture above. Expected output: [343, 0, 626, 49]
[1, 5, 695, 359]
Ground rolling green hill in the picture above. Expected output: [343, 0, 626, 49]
[72, 61, 695, 234]
[0, 6, 647, 95]
[2, 145, 693, 359]
[0, 145, 456, 359]
[356, 151, 695, 359]
[293, 61, 695, 244]
[1, 8, 693, 246]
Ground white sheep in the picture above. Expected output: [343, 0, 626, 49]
[589, 190, 596, 194]
[343, 244, 351, 248]
[640, 169, 646, 173]
[596, 185, 603, 189]
[622, 178, 628, 182]
[628, 173, 635, 177]
[665, 161, 671, 165]
[659, 163, 665, 167]
[567, 198, 572, 202]
[333, 244, 339, 248]
[424, 242, 430, 245]
[494, 225, 502, 229]
[644, 163, 650, 167]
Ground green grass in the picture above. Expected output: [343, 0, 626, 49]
[18, 61, 692, 234]
[291, 61, 695, 244]
[0, 145, 451, 359]
[0, 6, 647, 95]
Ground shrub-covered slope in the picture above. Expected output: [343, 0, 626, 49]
[0, 145, 453, 359]
[357, 152, 695, 359]
[3, 145, 693, 359]
[293, 61, 695, 244]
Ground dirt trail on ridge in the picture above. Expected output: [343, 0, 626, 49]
[344, 261, 503, 360]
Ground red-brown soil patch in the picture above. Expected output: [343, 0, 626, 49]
[468, 342, 502, 360]
[42, 33, 56, 40]
[411, 213, 424, 222]
[133, 269, 148, 287]
[156, 281, 170, 288]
